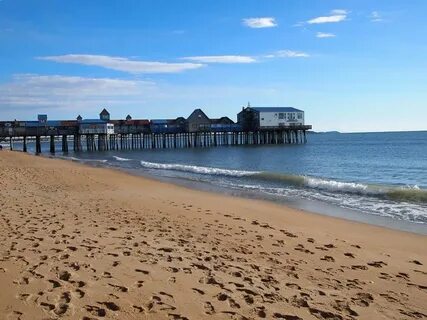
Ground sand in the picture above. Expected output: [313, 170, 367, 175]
[0, 151, 426, 320]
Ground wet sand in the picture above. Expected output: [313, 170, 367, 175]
[0, 151, 426, 320]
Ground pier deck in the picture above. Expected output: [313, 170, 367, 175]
[0, 124, 312, 153]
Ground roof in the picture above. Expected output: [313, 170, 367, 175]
[100, 108, 110, 115]
[211, 117, 235, 124]
[252, 107, 303, 113]
[187, 108, 210, 121]
[151, 119, 169, 124]
[80, 119, 107, 124]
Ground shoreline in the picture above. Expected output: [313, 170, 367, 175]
[46, 151, 427, 236]
[1, 151, 426, 319]
[125, 168, 427, 236]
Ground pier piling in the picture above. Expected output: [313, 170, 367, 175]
[35, 136, 41, 154]
[23, 136, 27, 152]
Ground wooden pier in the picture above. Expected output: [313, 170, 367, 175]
[0, 126, 312, 153]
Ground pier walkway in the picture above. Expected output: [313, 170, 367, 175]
[0, 124, 312, 153]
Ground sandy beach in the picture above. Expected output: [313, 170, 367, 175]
[0, 151, 426, 320]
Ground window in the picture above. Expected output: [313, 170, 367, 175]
[297, 113, 302, 119]
[278, 113, 284, 119]
[261, 118, 264, 120]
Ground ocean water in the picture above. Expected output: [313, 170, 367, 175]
[18, 131, 427, 233]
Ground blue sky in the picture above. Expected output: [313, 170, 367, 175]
[0, 0, 426, 132]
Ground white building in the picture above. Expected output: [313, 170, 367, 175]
[238, 107, 305, 130]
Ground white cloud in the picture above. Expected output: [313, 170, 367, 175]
[316, 32, 336, 38]
[307, 9, 348, 24]
[0, 74, 155, 110]
[266, 50, 310, 58]
[37, 54, 204, 74]
[242, 17, 277, 28]
[182, 55, 256, 64]
[370, 11, 384, 22]
[308, 15, 346, 24]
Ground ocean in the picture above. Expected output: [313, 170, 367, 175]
[18, 131, 427, 234]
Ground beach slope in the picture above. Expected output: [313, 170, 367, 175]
[0, 151, 426, 319]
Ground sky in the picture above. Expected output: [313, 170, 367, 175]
[0, 0, 426, 132]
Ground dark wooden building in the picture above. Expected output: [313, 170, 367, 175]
[187, 109, 211, 132]
[237, 107, 260, 131]
[100, 108, 110, 121]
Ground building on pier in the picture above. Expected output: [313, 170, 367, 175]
[210, 116, 241, 132]
[99, 108, 110, 121]
[150, 117, 186, 134]
[187, 109, 211, 132]
[238, 106, 305, 130]
[112, 119, 150, 134]
[37, 114, 48, 123]
[79, 119, 114, 135]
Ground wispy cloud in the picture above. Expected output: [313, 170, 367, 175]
[182, 55, 256, 64]
[307, 9, 348, 24]
[37, 54, 204, 74]
[0, 74, 155, 110]
[242, 17, 277, 28]
[265, 50, 310, 58]
[316, 32, 336, 38]
[370, 11, 384, 22]
[0, 74, 292, 120]
[330, 9, 348, 15]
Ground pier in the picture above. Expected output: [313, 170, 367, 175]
[0, 127, 311, 153]
[0, 106, 312, 153]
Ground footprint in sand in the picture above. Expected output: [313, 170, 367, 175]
[58, 270, 72, 281]
[133, 305, 145, 313]
[99, 301, 120, 311]
[74, 289, 85, 298]
[367, 261, 387, 268]
[192, 288, 205, 295]
[351, 265, 368, 271]
[203, 302, 215, 315]
[352, 292, 374, 307]
[108, 283, 128, 293]
[273, 313, 302, 319]
[84, 305, 107, 317]
[321, 255, 335, 262]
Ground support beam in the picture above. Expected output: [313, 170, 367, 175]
[36, 136, 41, 154]
[49, 136, 55, 153]
[62, 135, 68, 152]
[23, 136, 27, 152]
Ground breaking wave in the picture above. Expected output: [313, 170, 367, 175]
[140, 160, 258, 177]
[56, 155, 81, 162]
[113, 156, 133, 161]
[139, 160, 427, 204]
